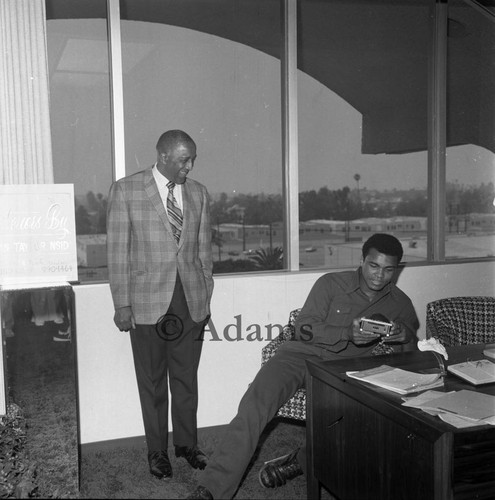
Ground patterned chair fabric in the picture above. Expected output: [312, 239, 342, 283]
[261, 308, 395, 421]
[426, 296, 495, 347]
[261, 309, 306, 420]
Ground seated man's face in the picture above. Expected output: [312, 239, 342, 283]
[360, 248, 398, 293]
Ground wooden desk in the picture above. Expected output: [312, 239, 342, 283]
[306, 345, 495, 500]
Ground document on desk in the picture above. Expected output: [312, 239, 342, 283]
[402, 390, 488, 428]
[447, 359, 495, 385]
[346, 365, 444, 395]
[405, 389, 495, 428]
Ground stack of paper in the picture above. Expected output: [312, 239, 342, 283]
[447, 359, 495, 385]
[402, 389, 495, 428]
[346, 365, 444, 395]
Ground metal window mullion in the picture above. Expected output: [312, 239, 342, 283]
[282, 0, 299, 271]
[427, 0, 447, 261]
[107, 0, 126, 181]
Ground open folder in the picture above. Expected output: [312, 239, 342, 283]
[447, 359, 495, 385]
[346, 365, 444, 395]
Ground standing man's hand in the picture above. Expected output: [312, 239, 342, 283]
[114, 306, 136, 332]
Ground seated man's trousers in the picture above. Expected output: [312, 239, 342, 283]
[199, 340, 341, 499]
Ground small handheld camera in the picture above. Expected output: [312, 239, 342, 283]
[359, 317, 392, 336]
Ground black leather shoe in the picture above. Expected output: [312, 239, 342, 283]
[185, 485, 213, 499]
[258, 448, 303, 488]
[175, 445, 208, 470]
[148, 450, 172, 480]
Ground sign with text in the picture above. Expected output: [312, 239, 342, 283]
[0, 184, 78, 285]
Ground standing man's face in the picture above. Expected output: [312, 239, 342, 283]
[360, 248, 398, 294]
[158, 140, 197, 184]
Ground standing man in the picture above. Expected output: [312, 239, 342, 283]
[107, 130, 214, 481]
[187, 233, 418, 499]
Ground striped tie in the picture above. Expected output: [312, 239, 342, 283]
[166, 181, 183, 244]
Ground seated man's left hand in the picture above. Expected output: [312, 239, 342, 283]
[381, 320, 408, 344]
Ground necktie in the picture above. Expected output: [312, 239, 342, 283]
[166, 181, 183, 244]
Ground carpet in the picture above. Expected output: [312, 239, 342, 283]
[79, 418, 328, 499]
[6, 306, 79, 499]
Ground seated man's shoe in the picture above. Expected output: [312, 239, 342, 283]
[185, 485, 213, 499]
[258, 448, 303, 488]
[148, 450, 172, 480]
[175, 445, 208, 470]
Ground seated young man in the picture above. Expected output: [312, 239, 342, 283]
[186, 233, 419, 499]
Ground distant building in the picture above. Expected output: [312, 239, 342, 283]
[216, 223, 272, 242]
[299, 220, 342, 238]
[451, 213, 495, 234]
[354, 216, 426, 233]
[215, 223, 241, 241]
[204, 212, 493, 254]
[299, 216, 426, 237]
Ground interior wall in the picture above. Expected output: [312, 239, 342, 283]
[74, 260, 494, 445]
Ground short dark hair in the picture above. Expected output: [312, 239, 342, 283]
[156, 130, 195, 153]
[362, 233, 403, 263]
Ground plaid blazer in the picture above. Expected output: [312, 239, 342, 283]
[106, 167, 214, 324]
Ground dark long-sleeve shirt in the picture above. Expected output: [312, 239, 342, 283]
[294, 268, 419, 358]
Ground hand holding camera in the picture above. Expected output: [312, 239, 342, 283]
[352, 313, 401, 345]
[359, 317, 392, 337]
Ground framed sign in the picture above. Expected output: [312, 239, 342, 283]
[0, 184, 78, 285]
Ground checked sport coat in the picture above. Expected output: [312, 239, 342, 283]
[106, 166, 214, 324]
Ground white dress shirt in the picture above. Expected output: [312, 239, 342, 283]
[152, 163, 184, 213]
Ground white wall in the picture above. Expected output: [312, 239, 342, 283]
[74, 261, 495, 445]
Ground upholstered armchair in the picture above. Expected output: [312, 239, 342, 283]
[261, 308, 395, 421]
[261, 309, 306, 420]
[426, 296, 495, 347]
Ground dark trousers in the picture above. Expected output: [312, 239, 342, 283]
[130, 274, 206, 452]
[199, 340, 341, 499]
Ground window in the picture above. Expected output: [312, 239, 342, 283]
[298, 0, 430, 270]
[445, 0, 495, 259]
[45, 0, 494, 282]
[119, 1, 283, 274]
[47, 14, 112, 282]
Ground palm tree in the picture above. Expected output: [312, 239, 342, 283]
[353, 173, 361, 198]
[249, 246, 283, 270]
[211, 228, 224, 261]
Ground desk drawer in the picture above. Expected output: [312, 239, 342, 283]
[310, 379, 440, 500]
[453, 433, 495, 499]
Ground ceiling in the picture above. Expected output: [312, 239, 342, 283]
[45, 0, 495, 155]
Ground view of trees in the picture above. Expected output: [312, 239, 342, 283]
[211, 247, 283, 274]
[73, 182, 493, 275]
[446, 182, 495, 215]
[209, 182, 494, 225]
[248, 246, 283, 270]
[75, 182, 494, 235]
[210, 193, 283, 227]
